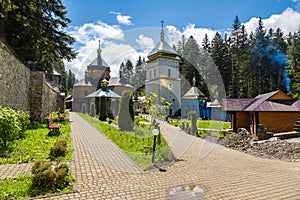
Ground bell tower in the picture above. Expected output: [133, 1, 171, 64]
[145, 21, 181, 116]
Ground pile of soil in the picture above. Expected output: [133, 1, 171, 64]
[219, 128, 300, 162]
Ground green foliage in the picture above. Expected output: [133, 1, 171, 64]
[118, 91, 134, 130]
[0, 120, 72, 164]
[0, 107, 30, 148]
[99, 96, 107, 121]
[31, 160, 73, 195]
[49, 140, 67, 160]
[0, 0, 76, 72]
[16, 110, 30, 138]
[0, 175, 32, 199]
[0, 173, 74, 199]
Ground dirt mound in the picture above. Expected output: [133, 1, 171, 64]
[219, 128, 300, 162]
[219, 128, 254, 150]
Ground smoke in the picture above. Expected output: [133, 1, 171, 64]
[282, 69, 291, 94]
[252, 39, 291, 93]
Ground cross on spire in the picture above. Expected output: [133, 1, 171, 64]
[160, 20, 164, 41]
[97, 39, 102, 54]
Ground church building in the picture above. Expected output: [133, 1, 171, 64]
[145, 22, 181, 116]
[72, 40, 133, 113]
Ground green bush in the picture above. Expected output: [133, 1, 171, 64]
[99, 96, 107, 121]
[49, 140, 67, 159]
[118, 91, 134, 130]
[31, 160, 71, 192]
[16, 110, 30, 138]
[0, 107, 22, 147]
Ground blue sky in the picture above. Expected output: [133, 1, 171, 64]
[63, 0, 296, 30]
[62, 0, 300, 78]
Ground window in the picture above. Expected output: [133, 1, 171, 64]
[150, 71, 152, 79]
[84, 90, 88, 96]
[154, 69, 156, 77]
[168, 69, 171, 77]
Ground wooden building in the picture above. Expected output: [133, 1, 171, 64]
[223, 90, 300, 135]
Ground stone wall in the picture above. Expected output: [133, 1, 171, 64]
[0, 40, 30, 111]
[0, 39, 61, 121]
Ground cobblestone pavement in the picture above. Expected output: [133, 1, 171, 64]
[2, 113, 300, 199]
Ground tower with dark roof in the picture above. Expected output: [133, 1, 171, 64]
[145, 21, 181, 116]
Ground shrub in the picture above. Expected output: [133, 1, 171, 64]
[99, 96, 107, 121]
[16, 110, 30, 138]
[49, 140, 67, 159]
[31, 160, 72, 192]
[0, 107, 20, 147]
[118, 91, 134, 130]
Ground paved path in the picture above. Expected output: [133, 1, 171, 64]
[1, 113, 300, 199]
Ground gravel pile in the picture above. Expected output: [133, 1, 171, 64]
[219, 128, 300, 162]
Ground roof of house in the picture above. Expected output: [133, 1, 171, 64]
[223, 90, 300, 112]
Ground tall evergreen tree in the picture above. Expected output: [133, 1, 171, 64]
[134, 56, 146, 95]
[288, 28, 300, 98]
[0, 0, 76, 72]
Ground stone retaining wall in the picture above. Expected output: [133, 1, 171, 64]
[0, 40, 30, 111]
[0, 39, 60, 121]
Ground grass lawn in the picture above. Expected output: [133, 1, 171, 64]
[170, 119, 230, 130]
[0, 174, 74, 199]
[0, 120, 72, 164]
[0, 118, 74, 199]
[197, 120, 231, 130]
[78, 113, 173, 170]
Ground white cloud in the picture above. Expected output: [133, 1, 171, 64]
[65, 7, 300, 80]
[166, 24, 217, 47]
[136, 35, 155, 48]
[64, 21, 125, 78]
[244, 8, 300, 34]
[110, 11, 133, 25]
